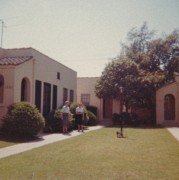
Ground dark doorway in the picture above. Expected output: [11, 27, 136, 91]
[43, 83, 51, 116]
[103, 98, 113, 119]
[0, 74, 4, 103]
[53, 85, 57, 110]
[21, 78, 30, 101]
[35, 80, 42, 111]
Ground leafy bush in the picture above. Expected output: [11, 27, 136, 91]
[112, 113, 120, 125]
[45, 109, 62, 132]
[70, 102, 89, 128]
[45, 108, 74, 133]
[120, 112, 131, 125]
[112, 112, 140, 126]
[130, 113, 140, 126]
[62, 102, 97, 127]
[69, 102, 78, 114]
[2, 102, 45, 136]
[86, 110, 97, 126]
[86, 105, 98, 117]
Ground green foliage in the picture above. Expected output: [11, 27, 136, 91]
[112, 113, 120, 125]
[2, 102, 45, 136]
[112, 112, 140, 126]
[95, 57, 140, 101]
[95, 23, 179, 116]
[45, 109, 74, 133]
[86, 110, 97, 126]
[86, 105, 98, 117]
[45, 109, 62, 132]
[69, 102, 78, 114]
[69, 102, 91, 127]
[166, 56, 179, 80]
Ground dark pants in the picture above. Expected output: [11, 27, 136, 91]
[76, 114, 83, 126]
[63, 113, 68, 128]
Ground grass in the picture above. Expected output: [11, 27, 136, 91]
[0, 133, 18, 148]
[0, 140, 17, 148]
[0, 127, 179, 180]
[0, 133, 39, 148]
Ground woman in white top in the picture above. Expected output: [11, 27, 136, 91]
[62, 101, 70, 133]
[75, 103, 85, 132]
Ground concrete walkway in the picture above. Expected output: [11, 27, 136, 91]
[0, 125, 178, 159]
[0, 125, 104, 159]
[167, 127, 179, 141]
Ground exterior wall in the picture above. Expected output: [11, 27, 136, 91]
[0, 66, 15, 121]
[0, 48, 77, 123]
[156, 75, 179, 126]
[77, 77, 121, 122]
[13, 59, 34, 102]
[32, 49, 77, 108]
[77, 77, 102, 120]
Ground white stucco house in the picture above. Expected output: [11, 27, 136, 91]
[77, 77, 154, 124]
[77, 77, 121, 123]
[0, 48, 77, 123]
[156, 73, 179, 126]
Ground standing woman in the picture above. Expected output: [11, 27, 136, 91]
[62, 101, 70, 133]
[76, 103, 85, 132]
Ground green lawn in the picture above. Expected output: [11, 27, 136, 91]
[0, 135, 36, 148]
[0, 140, 16, 148]
[0, 127, 179, 180]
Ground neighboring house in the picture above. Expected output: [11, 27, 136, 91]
[77, 77, 152, 124]
[156, 73, 179, 126]
[77, 77, 121, 122]
[0, 48, 77, 124]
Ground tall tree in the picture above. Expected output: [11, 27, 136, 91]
[121, 23, 179, 75]
[95, 56, 165, 113]
[95, 23, 179, 122]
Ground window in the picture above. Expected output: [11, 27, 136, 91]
[81, 94, 90, 105]
[63, 88, 68, 104]
[164, 94, 175, 120]
[0, 74, 4, 103]
[43, 83, 51, 116]
[103, 98, 112, 119]
[57, 72, 60, 80]
[53, 85, 57, 110]
[70, 90, 74, 102]
[35, 80, 42, 111]
[21, 78, 30, 101]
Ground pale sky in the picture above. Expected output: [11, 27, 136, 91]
[0, 0, 179, 77]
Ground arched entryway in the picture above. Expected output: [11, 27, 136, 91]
[0, 74, 4, 103]
[164, 94, 175, 121]
[21, 77, 30, 101]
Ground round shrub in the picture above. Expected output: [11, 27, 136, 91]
[45, 108, 75, 133]
[86, 110, 97, 126]
[69, 102, 78, 114]
[70, 102, 89, 128]
[112, 113, 120, 125]
[2, 102, 45, 136]
[45, 109, 62, 132]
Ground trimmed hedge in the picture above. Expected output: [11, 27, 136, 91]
[44, 109, 74, 133]
[2, 102, 45, 136]
[112, 112, 139, 126]
[86, 105, 98, 117]
[86, 110, 97, 126]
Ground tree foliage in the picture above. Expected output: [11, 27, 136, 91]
[95, 22, 179, 114]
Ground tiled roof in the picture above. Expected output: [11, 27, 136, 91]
[0, 56, 33, 65]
